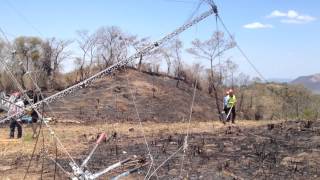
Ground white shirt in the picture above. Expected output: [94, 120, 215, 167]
[7, 100, 25, 120]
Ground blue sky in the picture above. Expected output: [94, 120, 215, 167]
[0, 0, 319, 79]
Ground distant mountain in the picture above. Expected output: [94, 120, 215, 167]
[268, 78, 292, 83]
[291, 73, 320, 94]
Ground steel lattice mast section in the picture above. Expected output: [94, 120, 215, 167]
[0, 6, 217, 123]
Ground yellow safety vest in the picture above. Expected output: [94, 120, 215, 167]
[227, 95, 236, 108]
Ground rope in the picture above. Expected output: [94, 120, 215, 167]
[1, 7, 215, 125]
[0, 4, 218, 178]
[0, 27, 11, 44]
[23, 111, 43, 180]
[217, 14, 286, 120]
[179, 78, 198, 177]
[42, 148, 71, 177]
[147, 146, 184, 180]
[217, 15, 267, 82]
[17, 56, 60, 121]
[4, 0, 44, 36]
[123, 67, 157, 180]
[216, 13, 223, 84]
[0, 26, 61, 125]
[184, 0, 204, 24]
[0, 59, 45, 180]
[8, 42, 68, 177]
[53, 138, 58, 180]
[148, 77, 198, 180]
[40, 104, 46, 180]
[5, 61, 76, 161]
[40, 123, 45, 179]
[0, 59, 78, 170]
[15, 55, 84, 170]
[150, 72, 160, 180]
[154, 24, 236, 177]
[0, 49, 78, 166]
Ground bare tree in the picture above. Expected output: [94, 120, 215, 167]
[13, 36, 42, 88]
[159, 43, 175, 76]
[0, 38, 6, 59]
[76, 30, 98, 80]
[185, 63, 204, 89]
[94, 26, 134, 69]
[42, 38, 72, 87]
[187, 31, 235, 119]
[187, 31, 235, 85]
[132, 37, 151, 71]
[74, 57, 84, 82]
[170, 39, 185, 87]
[224, 59, 238, 88]
[235, 73, 250, 115]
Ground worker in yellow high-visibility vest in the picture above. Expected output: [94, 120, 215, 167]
[227, 89, 237, 123]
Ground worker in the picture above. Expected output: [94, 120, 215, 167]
[24, 100, 39, 139]
[8, 98, 24, 139]
[227, 89, 237, 123]
[222, 90, 230, 123]
[223, 90, 230, 113]
[30, 108, 39, 138]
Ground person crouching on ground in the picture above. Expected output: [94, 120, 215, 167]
[227, 89, 237, 124]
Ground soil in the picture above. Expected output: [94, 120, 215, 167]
[1, 120, 319, 180]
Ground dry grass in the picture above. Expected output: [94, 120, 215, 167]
[0, 119, 287, 179]
[0, 120, 285, 157]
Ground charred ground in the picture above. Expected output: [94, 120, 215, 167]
[1, 120, 320, 179]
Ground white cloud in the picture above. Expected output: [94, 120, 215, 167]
[267, 10, 316, 24]
[287, 10, 299, 18]
[280, 19, 303, 24]
[243, 22, 273, 29]
[296, 15, 316, 22]
[268, 10, 287, 18]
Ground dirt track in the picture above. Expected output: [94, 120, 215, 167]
[1, 120, 320, 179]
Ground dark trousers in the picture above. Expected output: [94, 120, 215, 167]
[225, 107, 236, 123]
[10, 119, 22, 138]
[224, 107, 230, 121]
[231, 107, 236, 123]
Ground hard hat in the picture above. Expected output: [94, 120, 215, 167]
[12, 92, 20, 97]
[228, 89, 234, 93]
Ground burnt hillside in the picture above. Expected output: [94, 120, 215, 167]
[49, 69, 218, 123]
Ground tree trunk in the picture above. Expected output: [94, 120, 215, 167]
[138, 54, 143, 71]
[176, 78, 180, 88]
[211, 81, 222, 121]
[296, 103, 299, 120]
[239, 92, 244, 112]
[209, 58, 222, 120]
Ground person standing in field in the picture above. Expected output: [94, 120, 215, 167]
[227, 89, 237, 123]
[24, 90, 41, 138]
[222, 90, 230, 123]
[8, 95, 24, 139]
